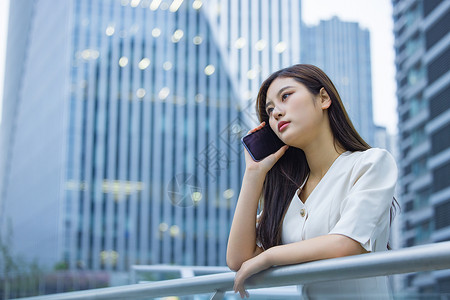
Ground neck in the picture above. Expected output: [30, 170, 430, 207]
[302, 130, 345, 181]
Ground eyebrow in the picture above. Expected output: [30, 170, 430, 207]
[265, 85, 294, 109]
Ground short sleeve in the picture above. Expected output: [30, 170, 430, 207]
[328, 148, 398, 252]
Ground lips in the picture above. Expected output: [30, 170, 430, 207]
[278, 121, 290, 132]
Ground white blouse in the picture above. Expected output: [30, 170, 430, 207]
[281, 148, 398, 299]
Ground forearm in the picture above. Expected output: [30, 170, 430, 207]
[227, 170, 266, 270]
[231, 234, 365, 297]
[264, 234, 366, 267]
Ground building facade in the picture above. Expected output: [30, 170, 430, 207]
[199, 0, 302, 126]
[301, 17, 376, 146]
[0, 0, 70, 268]
[0, 0, 304, 274]
[393, 0, 450, 294]
[0, 0, 247, 271]
[63, 0, 251, 271]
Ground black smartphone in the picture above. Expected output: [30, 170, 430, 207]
[241, 125, 285, 161]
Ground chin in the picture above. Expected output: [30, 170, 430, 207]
[279, 135, 294, 146]
[281, 135, 302, 149]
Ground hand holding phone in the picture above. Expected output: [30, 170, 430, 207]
[241, 124, 286, 162]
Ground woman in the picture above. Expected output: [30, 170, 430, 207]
[226, 64, 398, 299]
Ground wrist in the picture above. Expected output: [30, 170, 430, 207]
[243, 170, 267, 189]
[261, 247, 274, 268]
[244, 167, 267, 180]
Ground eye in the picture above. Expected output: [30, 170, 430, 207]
[266, 107, 274, 115]
[281, 93, 291, 101]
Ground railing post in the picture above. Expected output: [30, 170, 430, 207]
[130, 266, 136, 284]
[210, 290, 225, 300]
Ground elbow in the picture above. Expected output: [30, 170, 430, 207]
[227, 244, 263, 271]
[226, 256, 242, 272]
[226, 248, 246, 271]
[227, 261, 240, 272]
[329, 234, 367, 258]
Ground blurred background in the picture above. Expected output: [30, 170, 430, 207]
[0, 0, 448, 299]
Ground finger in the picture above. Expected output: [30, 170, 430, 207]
[235, 288, 243, 299]
[233, 280, 240, 294]
[262, 145, 289, 164]
[234, 280, 245, 298]
[272, 144, 289, 160]
[238, 287, 246, 299]
[256, 121, 266, 129]
[234, 280, 248, 299]
[247, 121, 266, 134]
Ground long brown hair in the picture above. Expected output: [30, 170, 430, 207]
[255, 64, 397, 250]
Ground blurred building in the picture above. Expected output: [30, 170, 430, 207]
[202, 0, 302, 121]
[0, 0, 70, 268]
[0, 0, 247, 272]
[392, 0, 450, 294]
[0, 0, 304, 277]
[375, 126, 390, 151]
[62, 0, 251, 271]
[301, 17, 376, 146]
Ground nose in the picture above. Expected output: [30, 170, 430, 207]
[272, 106, 284, 119]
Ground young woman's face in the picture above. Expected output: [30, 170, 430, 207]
[265, 77, 329, 148]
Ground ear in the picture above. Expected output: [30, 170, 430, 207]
[319, 87, 331, 109]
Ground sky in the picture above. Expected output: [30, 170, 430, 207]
[0, 0, 398, 133]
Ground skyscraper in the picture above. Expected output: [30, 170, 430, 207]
[301, 17, 376, 146]
[64, 0, 251, 270]
[0, 0, 248, 272]
[0, 0, 304, 275]
[0, 0, 70, 268]
[199, 0, 302, 126]
[393, 0, 450, 294]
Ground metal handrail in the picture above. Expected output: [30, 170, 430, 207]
[17, 241, 450, 300]
[131, 264, 230, 283]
